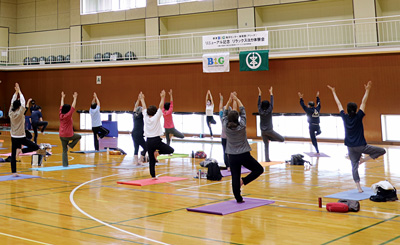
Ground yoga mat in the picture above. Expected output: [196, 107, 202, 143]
[70, 149, 107, 154]
[0, 152, 36, 156]
[117, 176, 188, 186]
[187, 198, 275, 215]
[111, 162, 166, 169]
[303, 152, 330, 157]
[0, 147, 7, 150]
[30, 164, 96, 172]
[157, 153, 189, 160]
[0, 174, 40, 182]
[324, 187, 374, 201]
[221, 167, 250, 177]
[260, 161, 284, 167]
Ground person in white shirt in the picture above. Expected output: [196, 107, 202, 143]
[89, 93, 102, 151]
[205, 90, 216, 139]
[140, 91, 174, 179]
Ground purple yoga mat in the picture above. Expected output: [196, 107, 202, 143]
[187, 198, 275, 215]
[220, 167, 250, 177]
[303, 152, 330, 157]
[0, 174, 40, 182]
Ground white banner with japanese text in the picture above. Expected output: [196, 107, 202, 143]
[202, 31, 268, 50]
[202, 53, 230, 73]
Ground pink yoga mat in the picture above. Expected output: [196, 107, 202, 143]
[0, 152, 36, 156]
[303, 152, 330, 157]
[117, 176, 188, 186]
[220, 167, 250, 177]
[187, 198, 275, 215]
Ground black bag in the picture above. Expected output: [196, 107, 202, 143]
[97, 126, 110, 138]
[206, 162, 222, 181]
[370, 186, 398, 202]
[290, 154, 310, 165]
[338, 199, 360, 212]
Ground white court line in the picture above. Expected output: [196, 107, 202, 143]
[70, 174, 169, 245]
[0, 232, 53, 245]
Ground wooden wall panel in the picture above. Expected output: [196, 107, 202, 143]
[1, 52, 400, 143]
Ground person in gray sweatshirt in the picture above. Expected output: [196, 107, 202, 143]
[223, 92, 264, 203]
[258, 87, 284, 162]
[9, 83, 39, 177]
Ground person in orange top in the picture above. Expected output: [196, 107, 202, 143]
[162, 89, 184, 146]
[59, 91, 81, 167]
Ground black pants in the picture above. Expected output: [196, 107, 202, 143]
[229, 152, 264, 202]
[206, 116, 216, 137]
[221, 138, 229, 167]
[146, 136, 174, 178]
[11, 137, 39, 173]
[92, 126, 101, 151]
[32, 121, 48, 144]
[131, 132, 147, 156]
[309, 124, 321, 153]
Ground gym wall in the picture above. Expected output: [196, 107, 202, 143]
[1, 52, 400, 143]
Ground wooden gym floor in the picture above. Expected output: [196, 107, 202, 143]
[0, 130, 399, 244]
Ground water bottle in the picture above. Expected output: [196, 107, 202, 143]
[198, 169, 202, 179]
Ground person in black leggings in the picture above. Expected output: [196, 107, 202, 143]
[131, 93, 147, 165]
[205, 90, 216, 139]
[140, 91, 174, 179]
[9, 83, 40, 177]
[223, 92, 264, 203]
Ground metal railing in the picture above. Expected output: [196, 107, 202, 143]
[1, 15, 399, 66]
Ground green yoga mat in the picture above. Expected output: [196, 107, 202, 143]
[157, 153, 189, 160]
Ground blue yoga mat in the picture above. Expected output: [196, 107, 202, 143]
[70, 150, 107, 154]
[30, 164, 96, 171]
[0, 174, 40, 182]
[324, 187, 374, 201]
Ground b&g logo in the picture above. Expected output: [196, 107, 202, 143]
[207, 57, 225, 66]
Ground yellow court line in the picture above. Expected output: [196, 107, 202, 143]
[0, 232, 53, 245]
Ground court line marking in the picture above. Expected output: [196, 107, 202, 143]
[70, 173, 170, 245]
[0, 232, 53, 245]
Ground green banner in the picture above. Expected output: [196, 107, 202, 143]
[239, 50, 269, 71]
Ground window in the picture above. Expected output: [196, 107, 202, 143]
[81, 0, 146, 15]
[158, 0, 199, 5]
[381, 115, 400, 142]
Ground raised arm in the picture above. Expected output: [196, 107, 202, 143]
[134, 94, 140, 111]
[224, 94, 233, 111]
[26, 98, 32, 108]
[209, 91, 214, 105]
[257, 87, 262, 107]
[327, 85, 343, 112]
[159, 90, 166, 109]
[60, 92, 65, 107]
[139, 92, 146, 110]
[93, 92, 100, 107]
[298, 92, 307, 111]
[219, 93, 223, 111]
[360, 81, 372, 112]
[169, 89, 173, 102]
[316, 91, 321, 110]
[269, 86, 274, 108]
[71, 92, 78, 108]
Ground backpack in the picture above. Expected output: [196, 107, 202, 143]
[195, 151, 207, 159]
[338, 199, 360, 212]
[290, 154, 311, 166]
[206, 162, 222, 181]
[370, 186, 398, 202]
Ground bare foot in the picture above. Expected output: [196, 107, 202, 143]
[152, 177, 158, 180]
[237, 200, 245, 203]
[154, 151, 159, 159]
[240, 178, 244, 187]
[16, 148, 22, 157]
[227, 167, 230, 172]
[12, 173, 19, 177]
[358, 188, 364, 193]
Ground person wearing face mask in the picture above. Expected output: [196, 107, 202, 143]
[298, 91, 321, 154]
[205, 90, 216, 139]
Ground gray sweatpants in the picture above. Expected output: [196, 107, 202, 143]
[348, 144, 386, 182]
[165, 127, 184, 146]
[261, 130, 284, 162]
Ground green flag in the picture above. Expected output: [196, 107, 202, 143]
[239, 50, 269, 71]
